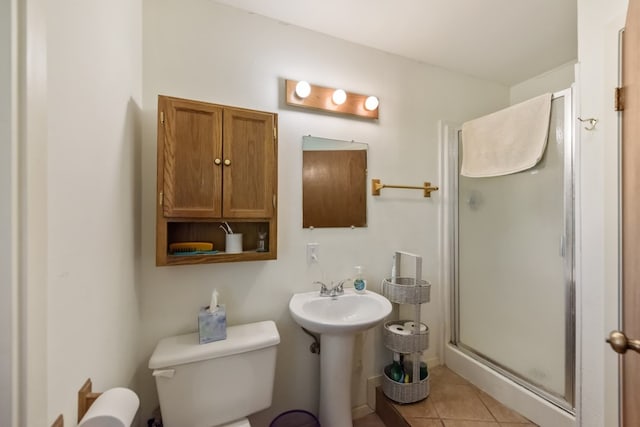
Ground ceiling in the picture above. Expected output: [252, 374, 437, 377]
[212, 0, 577, 86]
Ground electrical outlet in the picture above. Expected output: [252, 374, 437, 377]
[307, 243, 319, 264]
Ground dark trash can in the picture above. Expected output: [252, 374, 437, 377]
[269, 409, 320, 427]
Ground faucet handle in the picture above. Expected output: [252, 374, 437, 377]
[314, 281, 329, 295]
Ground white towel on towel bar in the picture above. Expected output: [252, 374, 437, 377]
[461, 93, 552, 177]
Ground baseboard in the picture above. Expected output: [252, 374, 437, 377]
[367, 375, 383, 410]
[352, 404, 374, 420]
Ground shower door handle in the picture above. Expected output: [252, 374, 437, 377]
[606, 330, 640, 354]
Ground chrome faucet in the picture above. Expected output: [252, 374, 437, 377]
[314, 280, 347, 297]
[314, 281, 330, 295]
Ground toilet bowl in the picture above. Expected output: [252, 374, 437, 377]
[149, 320, 280, 427]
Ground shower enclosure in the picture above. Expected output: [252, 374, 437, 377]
[445, 89, 575, 420]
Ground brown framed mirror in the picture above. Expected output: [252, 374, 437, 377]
[302, 136, 368, 228]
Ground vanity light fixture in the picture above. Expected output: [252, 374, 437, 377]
[285, 79, 379, 120]
[295, 81, 311, 98]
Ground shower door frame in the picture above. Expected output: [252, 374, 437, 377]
[449, 89, 576, 413]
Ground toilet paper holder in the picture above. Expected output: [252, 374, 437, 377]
[51, 415, 64, 427]
[49, 378, 136, 427]
[78, 378, 102, 422]
[49, 379, 104, 427]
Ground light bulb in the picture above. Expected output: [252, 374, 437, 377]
[332, 89, 347, 105]
[364, 96, 379, 111]
[295, 81, 311, 98]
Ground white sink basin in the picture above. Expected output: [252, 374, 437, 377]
[289, 288, 392, 335]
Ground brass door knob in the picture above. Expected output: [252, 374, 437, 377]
[214, 158, 221, 165]
[607, 330, 640, 354]
[224, 159, 231, 166]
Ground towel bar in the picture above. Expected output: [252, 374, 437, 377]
[371, 179, 439, 198]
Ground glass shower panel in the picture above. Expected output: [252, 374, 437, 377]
[457, 96, 567, 397]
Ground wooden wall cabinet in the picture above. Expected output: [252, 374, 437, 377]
[156, 95, 278, 266]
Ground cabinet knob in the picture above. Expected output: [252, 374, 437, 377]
[224, 159, 231, 166]
[214, 158, 221, 165]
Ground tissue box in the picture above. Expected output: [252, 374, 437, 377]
[198, 305, 227, 344]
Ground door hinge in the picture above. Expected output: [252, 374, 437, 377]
[615, 87, 625, 111]
[160, 111, 165, 124]
[273, 126, 277, 140]
[159, 192, 163, 206]
[272, 194, 276, 208]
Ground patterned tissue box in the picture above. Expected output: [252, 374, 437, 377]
[198, 305, 227, 344]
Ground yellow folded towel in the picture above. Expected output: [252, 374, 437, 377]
[461, 93, 552, 177]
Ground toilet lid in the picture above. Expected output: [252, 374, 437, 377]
[220, 418, 250, 427]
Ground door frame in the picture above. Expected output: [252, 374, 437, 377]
[601, 13, 626, 427]
[1, 0, 17, 425]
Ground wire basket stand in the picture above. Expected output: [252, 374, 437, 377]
[381, 251, 431, 403]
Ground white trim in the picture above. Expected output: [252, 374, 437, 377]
[572, 71, 584, 427]
[602, 13, 626, 427]
[0, 0, 18, 426]
[366, 375, 382, 411]
[17, 0, 48, 424]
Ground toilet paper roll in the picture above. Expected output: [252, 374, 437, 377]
[388, 324, 411, 336]
[78, 387, 140, 427]
[403, 321, 427, 333]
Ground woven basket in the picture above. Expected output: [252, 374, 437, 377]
[382, 277, 431, 304]
[383, 320, 429, 353]
[382, 366, 430, 404]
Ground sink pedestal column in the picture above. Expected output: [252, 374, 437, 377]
[319, 334, 355, 427]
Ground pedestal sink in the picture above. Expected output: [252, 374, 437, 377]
[289, 288, 392, 427]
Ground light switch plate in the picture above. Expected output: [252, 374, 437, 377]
[307, 243, 319, 264]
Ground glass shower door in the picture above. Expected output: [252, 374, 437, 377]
[455, 92, 574, 409]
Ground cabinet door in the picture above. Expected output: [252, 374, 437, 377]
[159, 96, 223, 218]
[222, 108, 276, 218]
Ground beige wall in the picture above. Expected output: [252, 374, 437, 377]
[45, 0, 143, 424]
[139, 0, 509, 423]
[510, 61, 576, 104]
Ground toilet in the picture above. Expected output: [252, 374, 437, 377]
[149, 320, 280, 427]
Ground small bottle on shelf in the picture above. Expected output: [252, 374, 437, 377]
[390, 352, 404, 382]
[420, 361, 428, 380]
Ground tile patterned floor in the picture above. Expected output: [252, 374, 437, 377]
[354, 365, 538, 427]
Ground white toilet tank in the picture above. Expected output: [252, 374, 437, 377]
[149, 320, 280, 427]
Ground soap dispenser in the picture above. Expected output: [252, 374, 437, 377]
[354, 266, 367, 293]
